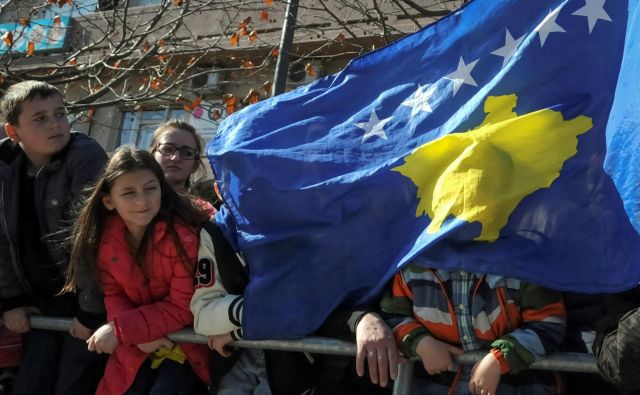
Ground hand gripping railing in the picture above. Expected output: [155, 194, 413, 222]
[13, 316, 600, 395]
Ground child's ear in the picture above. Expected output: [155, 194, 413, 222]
[102, 195, 115, 211]
[4, 123, 20, 143]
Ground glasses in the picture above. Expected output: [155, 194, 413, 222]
[154, 143, 198, 160]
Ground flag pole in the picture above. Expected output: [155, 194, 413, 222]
[272, 0, 299, 96]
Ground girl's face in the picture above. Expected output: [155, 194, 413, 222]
[152, 129, 198, 192]
[102, 169, 161, 238]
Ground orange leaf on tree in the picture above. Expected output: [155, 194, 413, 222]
[270, 47, 279, 57]
[260, 10, 269, 21]
[305, 63, 316, 77]
[27, 41, 34, 55]
[187, 55, 197, 65]
[240, 26, 249, 36]
[262, 81, 273, 94]
[156, 54, 168, 62]
[223, 94, 237, 115]
[2, 31, 13, 46]
[113, 59, 122, 68]
[68, 57, 77, 65]
[239, 17, 252, 29]
[142, 41, 150, 52]
[183, 97, 201, 112]
[243, 89, 260, 105]
[230, 33, 239, 46]
[57, 0, 66, 7]
[248, 30, 257, 44]
[166, 67, 174, 76]
[0, 74, 5, 86]
[242, 60, 255, 68]
[19, 18, 29, 26]
[150, 78, 163, 91]
[174, 0, 183, 5]
[84, 107, 94, 124]
[264, 0, 273, 5]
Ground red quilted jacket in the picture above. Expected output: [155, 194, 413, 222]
[95, 214, 210, 395]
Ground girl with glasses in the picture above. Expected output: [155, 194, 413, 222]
[150, 120, 203, 194]
[150, 120, 216, 217]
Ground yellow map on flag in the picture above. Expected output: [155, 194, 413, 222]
[394, 94, 592, 241]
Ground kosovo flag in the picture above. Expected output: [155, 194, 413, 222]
[208, 0, 640, 339]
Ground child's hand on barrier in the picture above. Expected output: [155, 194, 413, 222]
[69, 317, 92, 340]
[87, 321, 118, 354]
[469, 352, 501, 395]
[355, 312, 399, 387]
[137, 337, 174, 353]
[2, 306, 40, 333]
[207, 333, 233, 357]
[415, 335, 463, 375]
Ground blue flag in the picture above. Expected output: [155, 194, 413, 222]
[208, 0, 640, 339]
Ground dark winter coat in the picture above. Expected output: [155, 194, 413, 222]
[594, 286, 640, 394]
[0, 132, 107, 326]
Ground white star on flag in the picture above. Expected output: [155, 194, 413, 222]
[491, 29, 525, 67]
[355, 110, 392, 142]
[401, 84, 435, 119]
[535, 5, 566, 47]
[444, 57, 479, 96]
[572, 0, 612, 34]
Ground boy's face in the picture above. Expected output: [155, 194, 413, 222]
[4, 94, 71, 167]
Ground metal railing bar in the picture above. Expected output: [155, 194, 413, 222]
[3, 315, 601, 395]
[392, 361, 415, 395]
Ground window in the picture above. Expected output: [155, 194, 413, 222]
[119, 108, 185, 149]
[42, 0, 98, 18]
[97, 0, 158, 11]
[97, 0, 118, 11]
[118, 102, 227, 150]
[130, 0, 160, 6]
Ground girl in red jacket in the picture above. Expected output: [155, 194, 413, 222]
[64, 146, 211, 395]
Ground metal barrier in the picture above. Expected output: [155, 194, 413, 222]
[18, 316, 600, 395]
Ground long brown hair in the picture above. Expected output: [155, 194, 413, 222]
[63, 145, 209, 292]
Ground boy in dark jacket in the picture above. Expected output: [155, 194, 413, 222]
[0, 81, 107, 394]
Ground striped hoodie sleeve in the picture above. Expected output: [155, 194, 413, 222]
[190, 227, 244, 340]
[491, 283, 566, 374]
[380, 270, 430, 358]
